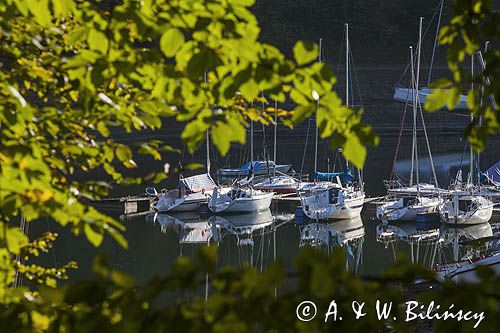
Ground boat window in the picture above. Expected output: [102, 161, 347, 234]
[328, 188, 339, 204]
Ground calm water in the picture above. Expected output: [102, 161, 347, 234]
[29, 67, 500, 286]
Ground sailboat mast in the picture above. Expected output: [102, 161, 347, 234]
[345, 24, 350, 169]
[409, 46, 416, 187]
[427, 0, 444, 86]
[314, 38, 322, 174]
[251, 119, 254, 166]
[345, 23, 349, 108]
[415, 17, 424, 188]
[469, 53, 474, 186]
[273, 100, 277, 163]
[204, 70, 211, 174]
[206, 130, 211, 174]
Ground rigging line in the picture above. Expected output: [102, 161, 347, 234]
[396, 2, 441, 86]
[335, 29, 346, 93]
[349, 44, 364, 107]
[417, 98, 439, 188]
[300, 117, 312, 174]
[46, 217, 57, 268]
[390, 86, 411, 181]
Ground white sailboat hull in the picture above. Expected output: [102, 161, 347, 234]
[376, 196, 440, 222]
[300, 184, 364, 220]
[155, 192, 207, 212]
[208, 187, 274, 213]
[327, 195, 365, 219]
[436, 252, 500, 283]
[439, 194, 493, 225]
[393, 87, 467, 109]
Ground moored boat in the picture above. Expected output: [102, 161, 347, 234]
[154, 173, 215, 212]
[208, 186, 274, 213]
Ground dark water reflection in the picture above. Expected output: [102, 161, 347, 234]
[32, 203, 499, 286]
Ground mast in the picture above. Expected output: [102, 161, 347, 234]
[469, 53, 474, 187]
[409, 46, 416, 187]
[273, 100, 277, 173]
[251, 118, 254, 167]
[314, 38, 322, 175]
[204, 70, 211, 174]
[415, 17, 424, 189]
[206, 130, 211, 174]
[345, 24, 350, 168]
[427, 0, 444, 86]
[345, 23, 349, 108]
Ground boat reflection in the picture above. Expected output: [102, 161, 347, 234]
[151, 209, 295, 270]
[377, 220, 498, 275]
[299, 217, 365, 274]
[153, 211, 218, 244]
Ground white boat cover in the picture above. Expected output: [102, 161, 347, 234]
[485, 161, 500, 186]
[180, 173, 216, 192]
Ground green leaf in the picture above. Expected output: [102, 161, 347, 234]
[87, 29, 108, 54]
[115, 145, 132, 163]
[446, 87, 461, 110]
[6, 227, 29, 255]
[27, 0, 50, 27]
[84, 223, 103, 247]
[111, 270, 135, 289]
[424, 89, 448, 112]
[197, 245, 217, 273]
[291, 103, 315, 124]
[212, 117, 246, 155]
[293, 41, 318, 66]
[342, 135, 366, 168]
[96, 121, 109, 138]
[466, 90, 477, 110]
[239, 78, 259, 100]
[160, 28, 185, 58]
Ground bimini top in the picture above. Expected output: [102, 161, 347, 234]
[180, 173, 216, 192]
[217, 160, 292, 176]
[485, 161, 500, 186]
[314, 167, 354, 184]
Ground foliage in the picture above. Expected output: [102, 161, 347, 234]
[425, 0, 499, 151]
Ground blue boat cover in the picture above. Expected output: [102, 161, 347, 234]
[485, 161, 500, 186]
[240, 160, 274, 171]
[314, 167, 354, 184]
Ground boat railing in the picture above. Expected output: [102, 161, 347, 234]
[384, 179, 406, 190]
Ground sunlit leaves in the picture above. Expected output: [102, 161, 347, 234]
[160, 28, 185, 57]
[425, 89, 449, 112]
[342, 135, 367, 168]
[84, 223, 103, 247]
[4, 227, 29, 255]
[87, 29, 109, 54]
[293, 41, 319, 66]
[211, 114, 246, 155]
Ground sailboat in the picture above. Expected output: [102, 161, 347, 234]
[153, 131, 215, 212]
[253, 100, 300, 194]
[209, 115, 274, 214]
[438, 51, 494, 225]
[393, 0, 467, 109]
[377, 18, 442, 223]
[299, 25, 365, 220]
